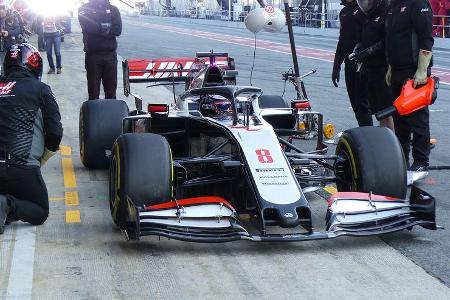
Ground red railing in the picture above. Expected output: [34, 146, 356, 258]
[433, 15, 450, 38]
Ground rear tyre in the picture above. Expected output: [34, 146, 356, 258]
[335, 127, 407, 199]
[110, 133, 173, 226]
[79, 99, 129, 169]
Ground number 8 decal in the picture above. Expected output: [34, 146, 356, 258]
[256, 149, 273, 163]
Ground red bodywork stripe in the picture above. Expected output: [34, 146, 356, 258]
[144, 196, 235, 211]
[327, 192, 399, 207]
[128, 57, 230, 74]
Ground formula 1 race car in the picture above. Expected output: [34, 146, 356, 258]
[78, 51, 436, 242]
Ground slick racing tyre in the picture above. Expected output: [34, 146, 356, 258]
[335, 126, 407, 199]
[110, 133, 173, 226]
[79, 100, 129, 169]
[258, 95, 289, 109]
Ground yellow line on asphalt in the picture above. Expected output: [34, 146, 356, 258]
[49, 197, 64, 201]
[66, 210, 81, 223]
[324, 185, 338, 194]
[61, 157, 77, 188]
[65, 191, 79, 206]
[60, 145, 72, 156]
[59, 145, 80, 223]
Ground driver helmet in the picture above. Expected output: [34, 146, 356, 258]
[201, 97, 233, 119]
[4, 43, 43, 78]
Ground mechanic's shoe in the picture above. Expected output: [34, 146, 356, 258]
[408, 161, 429, 172]
[0, 194, 10, 234]
[47, 68, 55, 74]
[57, 68, 62, 74]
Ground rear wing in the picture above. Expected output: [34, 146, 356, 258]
[122, 52, 235, 97]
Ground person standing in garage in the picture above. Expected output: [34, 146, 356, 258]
[43, 15, 63, 74]
[78, 0, 122, 100]
[385, 0, 434, 171]
[332, 0, 373, 127]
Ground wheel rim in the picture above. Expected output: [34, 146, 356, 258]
[109, 156, 116, 212]
[335, 149, 357, 191]
[109, 155, 119, 224]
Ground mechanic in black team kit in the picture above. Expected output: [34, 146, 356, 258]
[78, 0, 122, 100]
[0, 44, 63, 234]
[385, 0, 434, 171]
[350, 0, 394, 130]
[332, 0, 373, 127]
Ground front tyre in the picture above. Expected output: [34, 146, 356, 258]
[335, 127, 407, 199]
[110, 133, 173, 226]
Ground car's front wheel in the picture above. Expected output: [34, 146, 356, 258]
[110, 133, 173, 226]
[335, 126, 407, 199]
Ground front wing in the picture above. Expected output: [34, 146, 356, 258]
[119, 186, 436, 243]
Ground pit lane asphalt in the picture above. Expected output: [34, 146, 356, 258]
[0, 17, 449, 299]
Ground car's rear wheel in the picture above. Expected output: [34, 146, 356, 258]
[79, 99, 129, 169]
[110, 133, 173, 226]
[335, 126, 407, 199]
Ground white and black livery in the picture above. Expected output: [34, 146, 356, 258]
[78, 51, 436, 242]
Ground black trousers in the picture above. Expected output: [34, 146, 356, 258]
[345, 63, 373, 126]
[85, 51, 118, 100]
[0, 166, 49, 225]
[366, 66, 393, 113]
[391, 68, 430, 165]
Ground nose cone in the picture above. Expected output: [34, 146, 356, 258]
[277, 208, 300, 228]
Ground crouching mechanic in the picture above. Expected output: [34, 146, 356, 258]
[0, 43, 63, 233]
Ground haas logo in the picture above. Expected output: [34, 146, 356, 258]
[9, 49, 20, 59]
[265, 5, 275, 14]
[0, 82, 16, 95]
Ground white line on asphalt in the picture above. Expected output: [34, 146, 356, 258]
[0, 225, 14, 289]
[433, 49, 450, 54]
[6, 225, 37, 300]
